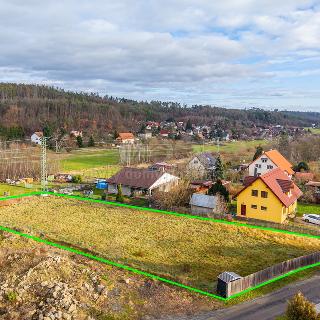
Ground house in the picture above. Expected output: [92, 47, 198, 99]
[116, 132, 135, 144]
[107, 167, 179, 196]
[189, 193, 217, 216]
[190, 180, 213, 193]
[305, 181, 320, 203]
[70, 130, 83, 138]
[138, 131, 152, 140]
[236, 168, 302, 224]
[31, 131, 43, 145]
[294, 172, 315, 182]
[54, 173, 73, 183]
[186, 152, 217, 179]
[248, 149, 294, 178]
[160, 129, 169, 138]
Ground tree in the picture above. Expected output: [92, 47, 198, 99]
[185, 119, 193, 131]
[113, 130, 119, 140]
[116, 184, 124, 203]
[208, 180, 229, 202]
[43, 123, 52, 138]
[212, 193, 228, 219]
[88, 135, 95, 147]
[76, 136, 84, 148]
[286, 292, 320, 320]
[214, 155, 225, 180]
[293, 161, 309, 172]
[253, 145, 264, 161]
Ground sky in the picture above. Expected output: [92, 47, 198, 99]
[0, 0, 320, 111]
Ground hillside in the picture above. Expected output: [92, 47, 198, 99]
[0, 83, 319, 139]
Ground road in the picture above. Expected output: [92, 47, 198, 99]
[167, 274, 320, 320]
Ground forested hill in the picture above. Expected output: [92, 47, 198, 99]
[0, 83, 319, 138]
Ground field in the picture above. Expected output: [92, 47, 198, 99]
[193, 140, 270, 162]
[304, 127, 320, 135]
[1, 196, 320, 293]
[297, 202, 320, 216]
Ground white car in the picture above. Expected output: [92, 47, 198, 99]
[302, 214, 320, 225]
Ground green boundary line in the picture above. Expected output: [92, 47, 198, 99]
[0, 191, 320, 302]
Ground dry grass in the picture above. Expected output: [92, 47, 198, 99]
[0, 196, 320, 292]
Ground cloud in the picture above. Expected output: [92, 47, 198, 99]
[0, 0, 319, 110]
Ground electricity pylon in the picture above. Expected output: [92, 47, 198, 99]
[40, 136, 48, 191]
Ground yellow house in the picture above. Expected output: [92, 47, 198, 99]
[237, 168, 302, 223]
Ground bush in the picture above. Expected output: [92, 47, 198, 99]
[71, 175, 82, 183]
[286, 292, 320, 320]
[5, 291, 17, 302]
[116, 184, 124, 203]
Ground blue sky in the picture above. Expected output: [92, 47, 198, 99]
[0, 0, 319, 111]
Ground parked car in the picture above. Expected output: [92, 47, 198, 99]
[302, 214, 320, 225]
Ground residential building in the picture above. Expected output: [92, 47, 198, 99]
[305, 181, 320, 203]
[70, 130, 83, 138]
[190, 193, 217, 216]
[148, 162, 176, 173]
[248, 149, 294, 178]
[186, 152, 217, 179]
[116, 132, 135, 144]
[294, 172, 315, 182]
[138, 131, 152, 140]
[107, 167, 179, 196]
[236, 168, 302, 223]
[31, 131, 43, 145]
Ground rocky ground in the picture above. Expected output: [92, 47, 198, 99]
[0, 231, 221, 319]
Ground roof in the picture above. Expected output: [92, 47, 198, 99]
[218, 272, 242, 283]
[238, 168, 302, 207]
[295, 172, 314, 181]
[243, 176, 258, 187]
[107, 167, 164, 189]
[117, 132, 134, 140]
[196, 152, 216, 169]
[189, 193, 216, 209]
[33, 131, 43, 137]
[306, 181, 320, 187]
[264, 150, 294, 175]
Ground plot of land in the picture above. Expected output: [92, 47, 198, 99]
[0, 196, 320, 293]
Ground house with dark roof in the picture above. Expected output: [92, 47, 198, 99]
[237, 168, 302, 223]
[107, 167, 179, 196]
[249, 149, 294, 178]
[186, 152, 217, 179]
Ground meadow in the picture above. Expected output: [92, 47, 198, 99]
[297, 202, 320, 216]
[0, 196, 319, 293]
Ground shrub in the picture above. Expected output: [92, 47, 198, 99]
[5, 291, 17, 302]
[71, 175, 82, 183]
[286, 292, 320, 320]
[116, 184, 124, 203]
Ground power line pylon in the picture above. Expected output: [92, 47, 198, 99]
[40, 136, 48, 191]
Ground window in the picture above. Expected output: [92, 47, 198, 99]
[251, 204, 257, 209]
[251, 190, 258, 197]
[261, 191, 268, 198]
[267, 165, 274, 169]
[261, 158, 268, 163]
[261, 206, 267, 211]
[255, 164, 261, 168]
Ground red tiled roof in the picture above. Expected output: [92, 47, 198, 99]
[295, 172, 314, 181]
[117, 132, 134, 140]
[107, 167, 163, 189]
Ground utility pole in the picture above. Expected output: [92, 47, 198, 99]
[40, 136, 48, 191]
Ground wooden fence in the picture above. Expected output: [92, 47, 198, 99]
[222, 251, 320, 298]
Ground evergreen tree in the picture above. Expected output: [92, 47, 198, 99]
[116, 184, 124, 203]
[43, 123, 52, 138]
[186, 119, 193, 130]
[286, 292, 319, 320]
[214, 155, 225, 180]
[113, 130, 119, 139]
[253, 145, 264, 161]
[293, 161, 309, 172]
[76, 135, 84, 148]
[88, 135, 95, 147]
[208, 180, 229, 202]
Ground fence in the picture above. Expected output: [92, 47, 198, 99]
[220, 251, 320, 298]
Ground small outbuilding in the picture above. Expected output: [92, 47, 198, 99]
[217, 271, 242, 298]
[189, 193, 217, 216]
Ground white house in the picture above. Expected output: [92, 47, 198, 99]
[31, 131, 43, 145]
[190, 193, 217, 216]
[248, 149, 294, 178]
[107, 167, 179, 196]
[186, 152, 217, 179]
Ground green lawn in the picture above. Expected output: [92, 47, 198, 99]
[0, 184, 39, 197]
[192, 140, 269, 155]
[297, 202, 320, 216]
[61, 148, 119, 171]
[304, 127, 320, 135]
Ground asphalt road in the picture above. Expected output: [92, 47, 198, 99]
[167, 274, 320, 320]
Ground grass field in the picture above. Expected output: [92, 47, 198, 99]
[304, 127, 320, 135]
[193, 140, 270, 161]
[297, 202, 320, 216]
[1, 196, 320, 293]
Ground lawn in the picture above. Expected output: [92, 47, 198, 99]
[304, 127, 320, 135]
[1, 196, 320, 293]
[297, 202, 320, 216]
[192, 140, 269, 161]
